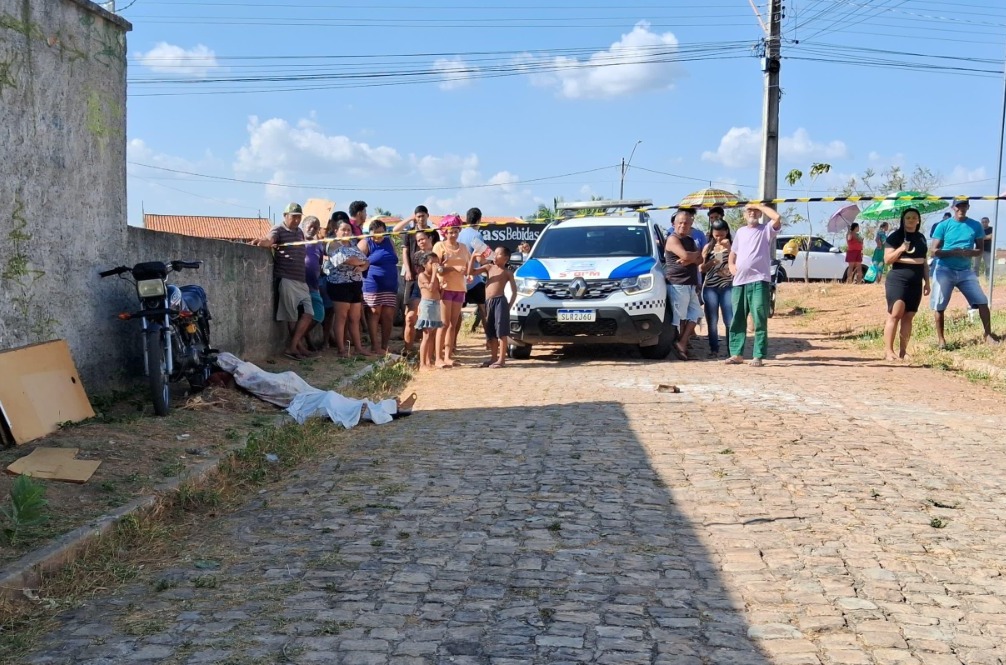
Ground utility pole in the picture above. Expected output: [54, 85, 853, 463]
[620, 140, 642, 199]
[988, 39, 1006, 305]
[759, 0, 783, 202]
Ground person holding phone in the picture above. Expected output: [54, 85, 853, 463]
[882, 207, 929, 361]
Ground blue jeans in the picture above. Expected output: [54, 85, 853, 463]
[930, 266, 988, 312]
[702, 285, 733, 353]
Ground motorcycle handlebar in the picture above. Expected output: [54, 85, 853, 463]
[171, 260, 202, 271]
[99, 266, 130, 278]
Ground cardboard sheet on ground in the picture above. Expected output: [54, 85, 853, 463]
[303, 198, 335, 229]
[6, 447, 101, 483]
[214, 353, 397, 428]
[0, 340, 95, 445]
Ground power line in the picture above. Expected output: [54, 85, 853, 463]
[137, 1, 738, 7]
[131, 174, 263, 212]
[128, 162, 621, 192]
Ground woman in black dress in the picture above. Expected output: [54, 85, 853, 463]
[883, 207, 930, 360]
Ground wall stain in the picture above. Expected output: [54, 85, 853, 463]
[48, 32, 89, 64]
[0, 10, 45, 42]
[0, 58, 15, 96]
[93, 22, 125, 69]
[1, 197, 59, 343]
[85, 89, 122, 153]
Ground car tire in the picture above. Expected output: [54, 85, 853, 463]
[639, 307, 677, 360]
[508, 343, 532, 360]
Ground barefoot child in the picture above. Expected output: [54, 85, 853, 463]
[415, 251, 444, 370]
[471, 246, 517, 368]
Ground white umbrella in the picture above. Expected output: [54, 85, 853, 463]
[827, 203, 860, 233]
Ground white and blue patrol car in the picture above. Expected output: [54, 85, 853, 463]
[508, 200, 675, 360]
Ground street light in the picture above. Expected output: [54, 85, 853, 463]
[620, 140, 642, 199]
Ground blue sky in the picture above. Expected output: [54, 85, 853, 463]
[121, 0, 1006, 236]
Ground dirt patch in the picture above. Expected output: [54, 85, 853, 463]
[771, 281, 1006, 392]
[0, 349, 373, 569]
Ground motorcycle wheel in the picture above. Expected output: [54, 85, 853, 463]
[769, 286, 777, 318]
[147, 331, 171, 417]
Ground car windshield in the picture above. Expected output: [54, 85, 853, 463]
[534, 225, 651, 259]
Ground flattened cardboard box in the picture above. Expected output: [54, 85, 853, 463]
[0, 340, 95, 445]
[6, 447, 101, 483]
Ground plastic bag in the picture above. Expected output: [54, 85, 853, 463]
[215, 352, 316, 407]
[286, 391, 397, 428]
[863, 263, 878, 284]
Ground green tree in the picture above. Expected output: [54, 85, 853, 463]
[785, 163, 832, 283]
[525, 203, 558, 223]
[840, 165, 941, 197]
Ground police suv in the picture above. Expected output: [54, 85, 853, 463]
[507, 199, 675, 360]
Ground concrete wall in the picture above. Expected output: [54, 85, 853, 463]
[0, 0, 131, 386]
[0, 0, 285, 394]
[124, 228, 286, 365]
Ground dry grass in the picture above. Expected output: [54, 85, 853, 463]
[0, 350, 374, 568]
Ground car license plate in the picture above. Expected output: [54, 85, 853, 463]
[557, 309, 596, 322]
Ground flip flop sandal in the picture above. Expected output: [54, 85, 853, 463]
[398, 392, 418, 413]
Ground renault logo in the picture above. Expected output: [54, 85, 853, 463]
[569, 277, 587, 299]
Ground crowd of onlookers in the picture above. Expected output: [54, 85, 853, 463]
[256, 197, 998, 372]
[663, 199, 999, 365]
[254, 201, 515, 369]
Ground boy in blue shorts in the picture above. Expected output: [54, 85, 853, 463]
[930, 200, 999, 348]
[472, 246, 517, 368]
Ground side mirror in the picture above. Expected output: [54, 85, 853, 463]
[510, 252, 524, 263]
[829, 247, 841, 253]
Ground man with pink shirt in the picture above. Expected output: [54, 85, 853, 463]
[725, 203, 783, 367]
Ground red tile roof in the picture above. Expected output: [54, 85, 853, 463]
[143, 214, 273, 241]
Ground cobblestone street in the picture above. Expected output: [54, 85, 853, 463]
[20, 324, 1006, 665]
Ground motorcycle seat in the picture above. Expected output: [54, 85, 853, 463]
[179, 285, 210, 319]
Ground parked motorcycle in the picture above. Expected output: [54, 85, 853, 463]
[99, 260, 215, 416]
[769, 259, 781, 318]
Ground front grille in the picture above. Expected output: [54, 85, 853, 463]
[539, 279, 621, 300]
[540, 318, 618, 337]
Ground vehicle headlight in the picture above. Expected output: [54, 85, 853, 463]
[620, 274, 654, 295]
[516, 277, 539, 296]
[137, 279, 166, 298]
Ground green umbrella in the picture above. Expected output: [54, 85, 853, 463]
[858, 190, 947, 221]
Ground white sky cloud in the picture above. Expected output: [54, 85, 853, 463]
[135, 42, 220, 77]
[945, 165, 987, 188]
[234, 116, 403, 180]
[702, 127, 848, 169]
[523, 21, 682, 99]
[231, 116, 536, 211]
[425, 170, 536, 216]
[433, 57, 478, 91]
[412, 153, 480, 186]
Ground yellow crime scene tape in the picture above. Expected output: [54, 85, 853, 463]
[274, 219, 538, 248]
[274, 194, 1005, 247]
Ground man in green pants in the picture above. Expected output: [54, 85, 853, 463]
[725, 203, 783, 367]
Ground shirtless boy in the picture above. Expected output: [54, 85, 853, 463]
[471, 246, 517, 368]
